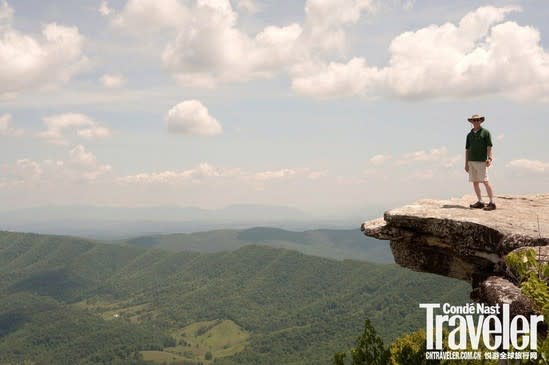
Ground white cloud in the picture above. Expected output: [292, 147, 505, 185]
[101, 73, 125, 88]
[162, 0, 303, 87]
[166, 100, 222, 136]
[369, 154, 390, 165]
[1, 146, 112, 187]
[302, 0, 376, 53]
[0, 113, 23, 136]
[292, 58, 383, 98]
[99, 0, 113, 16]
[292, 6, 549, 101]
[113, 0, 187, 32]
[68, 145, 113, 180]
[110, 2, 549, 100]
[508, 159, 549, 173]
[113, 0, 369, 87]
[39, 113, 112, 145]
[118, 164, 327, 185]
[115, 0, 376, 87]
[118, 163, 240, 184]
[254, 168, 297, 181]
[384, 6, 523, 98]
[0, 3, 88, 96]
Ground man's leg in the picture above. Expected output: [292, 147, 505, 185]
[473, 182, 482, 201]
[483, 181, 494, 203]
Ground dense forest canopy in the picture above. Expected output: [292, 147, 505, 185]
[0, 230, 469, 364]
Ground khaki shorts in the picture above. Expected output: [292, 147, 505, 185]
[468, 161, 488, 182]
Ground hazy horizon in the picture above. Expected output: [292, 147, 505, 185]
[0, 201, 382, 239]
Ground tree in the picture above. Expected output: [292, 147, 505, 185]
[389, 329, 428, 365]
[333, 319, 390, 365]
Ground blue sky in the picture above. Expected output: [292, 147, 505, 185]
[1, 0, 548, 216]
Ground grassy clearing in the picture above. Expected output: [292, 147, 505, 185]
[140, 319, 250, 364]
[141, 350, 187, 362]
[177, 319, 250, 357]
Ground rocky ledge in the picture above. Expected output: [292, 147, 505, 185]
[361, 194, 549, 315]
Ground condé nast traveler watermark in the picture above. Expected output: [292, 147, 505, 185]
[420, 303, 543, 360]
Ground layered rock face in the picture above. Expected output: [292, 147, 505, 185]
[361, 194, 549, 314]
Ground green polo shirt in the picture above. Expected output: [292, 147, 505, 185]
[466, 127, 493, 161]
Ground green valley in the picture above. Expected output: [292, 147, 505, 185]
[0, 230, 470, 364]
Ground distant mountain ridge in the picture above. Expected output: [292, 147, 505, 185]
[0, 204, 378, 239]
[122, 227, 394, 263]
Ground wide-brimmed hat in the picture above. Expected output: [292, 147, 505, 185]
[468, 114, 485, 122]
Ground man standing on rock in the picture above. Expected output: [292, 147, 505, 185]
[465, 114, 496, 211]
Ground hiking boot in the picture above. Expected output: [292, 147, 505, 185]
[483, 202, 496, 211]
[469, 201, 485, 209]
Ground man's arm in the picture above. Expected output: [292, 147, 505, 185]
[465, 134, 470, 172]
[486, 146, 492, 167]
[485, 130, 493, 166]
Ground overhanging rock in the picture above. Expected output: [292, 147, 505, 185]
[361, 194, 549, 314]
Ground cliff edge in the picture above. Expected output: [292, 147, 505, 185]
[361, 194, 549, 316]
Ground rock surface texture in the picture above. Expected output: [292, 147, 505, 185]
[361, 194, 549, 316]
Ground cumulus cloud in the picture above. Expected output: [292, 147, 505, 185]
[38, 113, 112, 145]
[1, 145, 112, 187]
[115, 0, 378, 87]
[101, 73, 125, 88]
[118, 164, 325, 185]
[111, 2, 549, 100]
[162, 0, 303, 87]
[292, 6, 549, 101]
[292, 58, 383, 98]
[0, 2, 88, 95]
[508, 159, 549, 173]
[118, 163, 241, 184]
[166, 100, 222, 136]
[113, 0, 187, 32]
[302, 0, 376, 53]
[108, 1, 549, 101]
[68, 145, 113, 179]
[0, 113, 24, 136]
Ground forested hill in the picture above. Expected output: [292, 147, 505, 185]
[0, 230, 470, 365]
[121, 227, 393, 263]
